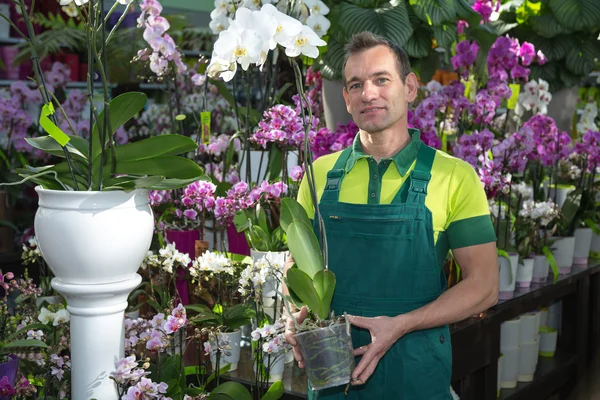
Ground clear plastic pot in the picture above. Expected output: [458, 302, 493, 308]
[295, 322, 355, 391]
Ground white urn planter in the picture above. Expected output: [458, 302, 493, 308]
[250, 250, 287, 308]
[34, 187, 154, 400]
[573, 228, 593, 265]
[591, 231, 600, 259]
[532, 254, 550, 283]
[516, 258, 534, 288]
[550, 237, 575, 274]
[498, 253, 519, 300]
[210, 330, 242, 372]
[255, 351, 285, 383]
[547, 185, 575, 209]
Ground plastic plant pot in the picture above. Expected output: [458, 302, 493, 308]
[295, 322, 355, 391]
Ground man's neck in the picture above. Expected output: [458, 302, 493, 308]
[359, 128, 411, 162]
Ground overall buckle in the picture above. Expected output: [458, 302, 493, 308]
[325, 169, 344, 191]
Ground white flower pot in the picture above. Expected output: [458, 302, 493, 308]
[517, 339, 540, 382]
[547, 185, 575, 209]
[255, 351, 285, 383]
[532, 254, 550, 283]
[35, 187, 153, 400]
[0, 5, 9, 38]
[239, 150, 299, 185]
[539, 328, 558, 357]
[500, 318, 521, 350]
[539, 308, 548, 328]
[210, 330, 242, 372]
[550, 237, 575, 275]
[498, 253, 519, 300]
[500, 346, 519, 389]
[285, 349, 294, 364]
[573, 228, 593, 265]
[547, 301, 562, 331]
[518, 313, 538, 344]
[497, 354, 503, 397]
[516, 258, 534, 288]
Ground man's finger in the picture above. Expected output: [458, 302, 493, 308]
[351, 347, 376, 380]
[348, 315, 370, 329]
[353, 345, 368, 356]
[355, 357, 379, 384]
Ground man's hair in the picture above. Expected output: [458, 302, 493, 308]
[342, 31, 412, 85]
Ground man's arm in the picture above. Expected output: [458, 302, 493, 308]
[398, 241, 498, 333]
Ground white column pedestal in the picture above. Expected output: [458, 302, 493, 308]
[52, 275, 142, 400]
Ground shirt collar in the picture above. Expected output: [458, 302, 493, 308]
[344, 128, 422, 177]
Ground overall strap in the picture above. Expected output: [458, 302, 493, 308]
[320, 147, 353, 204]
[406, 145, 436, 205]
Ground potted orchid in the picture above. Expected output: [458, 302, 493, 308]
[186, 251, 254, 373]
[250, 318, 290, 384]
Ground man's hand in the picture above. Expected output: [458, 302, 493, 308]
[284, 306, 308, 368]
[349, 315, 406, 385]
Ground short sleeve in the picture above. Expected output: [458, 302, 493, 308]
[297, 174, 316, 220]
[445, 160, 497, 249]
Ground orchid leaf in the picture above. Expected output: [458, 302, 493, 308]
[280, 198, 312, 232]
[208, 381, 252, 400]
[286, 267, 322, 318]
[313, 270, 336, 320]
[285, 220, 325, 278]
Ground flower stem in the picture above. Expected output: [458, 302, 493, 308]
[16, 0, 79, 190]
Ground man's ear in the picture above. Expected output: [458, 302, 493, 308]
[405, 72, 419, 103]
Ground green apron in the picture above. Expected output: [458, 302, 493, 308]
[308, 144, 452, 400]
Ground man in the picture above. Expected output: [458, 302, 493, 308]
[284, 31, 499, 399]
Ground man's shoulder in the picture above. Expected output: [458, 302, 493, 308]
[312, 150, 347, 174]
[430, 148, 477, 178]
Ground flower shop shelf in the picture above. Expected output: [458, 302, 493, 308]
[218, 263, 600, 400]
[498, 350, 577, 400]
[0, 79, 115, 89]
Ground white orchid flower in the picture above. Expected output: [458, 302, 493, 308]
[261, 4, 303, 46]
[306, 14, 330, 38]
[281, 25, 326, 58]
[210, 12, 230, 34]
[230, 7, 278, 52]
[214, 28, 264, 70]
[242, 0, 262, 11]
[213, 0, 232, 15]
[38, 308, 56, 325]
[53, 309, 71, 326]
[304, 0, 329, 15]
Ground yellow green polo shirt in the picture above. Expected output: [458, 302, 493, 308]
[297, 128, 497, 268]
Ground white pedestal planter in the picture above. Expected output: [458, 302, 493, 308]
[499, 253, 519, 300]
[322, 79, 352, 131]
[573, 228, 593, 265]
[497, 355, 503, 398]
[517, 339, 540, 382]
[257, 352, 285, 383]
[516, 258, 534, 288]
[239, 150, 299, 185]
[500, 346, 519, 389]
[539, 327, 558, 357]
[518, 313, 538, 343]
[547, 185, 575, 209]
[539, 308, 548, 328]
[532, 254, 550, 283]
[34, 188, 154, 400]
[210, 330, 242, 372]
[550, 237, 575, 275]
[547, 301, 562, 331]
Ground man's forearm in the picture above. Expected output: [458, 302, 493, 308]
[395, 276, 498, 335]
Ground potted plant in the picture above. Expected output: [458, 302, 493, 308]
[279, 197, 354, 391]
[250, 318, 290, 384]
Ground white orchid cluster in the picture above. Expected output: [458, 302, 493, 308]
[207, 4, 326, 82]
[511, 181, 533, 200]
[519, 199, 560, 227]
[488, 198, 508, 220]
[38, 307, 70, 327]
[58, 0, 132, 6]
[238, 253, 284, 297]
[515, 79, 552, 117]
[250, 318, 290, 354]
[576, 101, 598, 136]
[141, 243, 191, 274]
[210, 0, 330, 37]
[190, 251, 235, 282]
[21, 236, 42, 265]
[135, 0, 188, 77]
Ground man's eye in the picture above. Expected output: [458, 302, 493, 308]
[378, 78, 388, 83]
[350, 83, 361, 90]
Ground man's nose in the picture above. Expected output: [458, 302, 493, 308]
[361, 81, 378, 102]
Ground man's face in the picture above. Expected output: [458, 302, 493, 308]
[342, 45, 416, 135]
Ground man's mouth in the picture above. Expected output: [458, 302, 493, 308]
[361, 107, 384, 114]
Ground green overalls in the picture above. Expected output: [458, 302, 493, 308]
[308, 144, 453, 399]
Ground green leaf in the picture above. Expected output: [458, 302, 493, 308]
[1, 339, 48, 350]
[273, 83, 293, 104]
[257, 206, 270, 235]
[233, 210, 252, 232]
[246, 225, 271, 251]
[542, 246, 559, 283]
[26, 135, 89, 162]
[454, 0, 481, 26]
[486, 20, 519, 36]
[529, 63, 558, 82]
[150, 177, 210, 190]
[409, 0, 455, 25]
[404, 28, 432, 58]
[185, 304, 214, 315]
[112, 135, 198, 162]
[91, 92, 147, 162]
[565, 41, 598, 76]
[102, 156, 204, 180]
[531, 34, 574, 62]
[286, 267, 322, 317]
[339, 1, 413, 47]
[260, 381, 284, 400]
[433, 24, 457, 49]
[313, 270, 336, 320]
[101, 176, 166, 191]
[529, 12, 569, 38]
[411, 50, 440, 82]
[285, 220, 325, 278]
[280, 198, 312, 233]
[0, 220, 18, 231]
[208, 381, 252, 400]
[321, 36, 346, 80]
[548, 0, 600, 31]
[267, 146, 283, 181]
